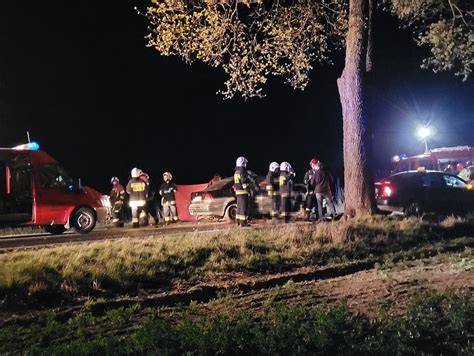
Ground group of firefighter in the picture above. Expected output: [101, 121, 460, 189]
[234, 156, 336, 227]
[109, 168, 179, 228]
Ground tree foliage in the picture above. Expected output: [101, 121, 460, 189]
[144, 0, 472, 99]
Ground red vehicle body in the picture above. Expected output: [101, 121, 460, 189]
[392, 146, 474, 173]
[0, 146, 108, 234]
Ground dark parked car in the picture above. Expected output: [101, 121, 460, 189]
[375, 170, 474, 216]
[189, 176, 306, 221]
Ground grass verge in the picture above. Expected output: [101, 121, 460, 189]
[0, 290, 472, 355]
[0, 215, 473, 307]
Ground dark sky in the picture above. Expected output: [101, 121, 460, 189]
[1, 1, 473, 193]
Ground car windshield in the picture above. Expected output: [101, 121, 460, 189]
[442, 174, 467, 189]
[203, 177, 233, 191]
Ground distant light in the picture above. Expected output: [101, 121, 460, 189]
[392, 155, 400, 162]
[12, 142, 40, 151]
[417, 126, 433, 139]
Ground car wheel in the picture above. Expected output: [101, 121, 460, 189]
[71, 207, 96, 234]
[224, 203, 237, 222]
[44, 225, 66, 235]
[404, 201, 423, 216]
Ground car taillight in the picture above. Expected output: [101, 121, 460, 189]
[382, 185, 393, 197]
[203, 193, 213, 202]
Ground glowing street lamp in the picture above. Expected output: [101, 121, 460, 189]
[416, 126, 434, 152]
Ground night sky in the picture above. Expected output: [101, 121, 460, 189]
[1, 1, 473, 193]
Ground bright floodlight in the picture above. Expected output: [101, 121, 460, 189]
[417, 126, 432, 139]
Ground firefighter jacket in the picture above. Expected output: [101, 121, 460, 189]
[304, 169, 316, 192]
[266, 170, 280, 196]
[159, 182, 178, 204]
[311, 169, 332, 194]
[234, 166, 250, 195]
[110, 183, 126, 205]
[126, 178, 148, 203]
[279, 171, 293, 197]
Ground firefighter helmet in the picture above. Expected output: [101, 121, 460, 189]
[110, 176, 120, 184]
[280, 161, 293, 173]
[457, 163, 464, 171]
[269, 162, 280, 172]
[236, 156, 248, 167]
[163, 171, 172, 180]
[131, 168, 142, 178]
[140, 172, 149, 182]
[309, 158, 318, 166]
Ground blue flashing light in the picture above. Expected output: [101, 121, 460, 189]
[400, 153, 407, 159]
[12, 142, 40, 151]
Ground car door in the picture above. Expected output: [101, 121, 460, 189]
[441, 174, 474, 214]
[419, 173, 448, 213]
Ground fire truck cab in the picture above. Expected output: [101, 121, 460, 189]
[392, 146, 474, 174]
[0, 143, 109, 234]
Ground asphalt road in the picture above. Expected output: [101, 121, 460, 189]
[0, 221, 245, 252]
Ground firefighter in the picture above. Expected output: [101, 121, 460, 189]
[234, 156, 250, 227]
[160, 171, 178, 224]
[303, 159, 318, 221]
[279, 161, 295, 223]
[126, 167, 149, 228]
[109, 176, 126, 227]
[266, 162, 280, 219]
[139, 172, 159, 226]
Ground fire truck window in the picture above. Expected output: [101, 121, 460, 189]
[39, 165, 72, 189]
[418, 159, 434, 170]
[442, 175, 467, 189]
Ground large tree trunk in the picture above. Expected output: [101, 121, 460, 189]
[337, 0, 376, 217]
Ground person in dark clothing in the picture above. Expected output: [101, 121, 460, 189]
[139, 172, 159, 226]
[109, 176, 126, 227]
[279, 161, 295, 223]
[303, 158, 318, 221]
[234, 156, 250, 227]
[126, 168, 149, 228]
[266, 162, 280, 219]
[159, 171, 178, 224]
[311, 161, 336, 220]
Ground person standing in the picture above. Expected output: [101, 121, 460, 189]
[234, 156, 250, 227]
[303, 159, 318, 221]
[279, 161, 295, 223]
[139, 172, 159, 226]
[126, 168, 149, 228]
[311, 161, 336, 220]
[109, 176, 126, 227]
[266, 162, 280, 219]
[159, 171, 179, 224]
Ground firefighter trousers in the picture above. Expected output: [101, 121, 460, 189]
[131, 205, 147, 227]
[111, 201, 124, 226]
[280, 195, 291, 223]
[271, 194, 280, 218]
[236, 194, 249, 224]
[163, 203, 178, 222]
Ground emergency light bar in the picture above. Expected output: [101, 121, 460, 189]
[12, 142, 40, 151]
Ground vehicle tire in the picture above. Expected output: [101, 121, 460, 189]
[44, 225, 66, 235]
[224, 203, 237, 222]
[71, 207, 96, 234]
[404, 201, 423, 217]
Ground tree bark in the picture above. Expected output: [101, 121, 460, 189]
[337, 0, 376, 217]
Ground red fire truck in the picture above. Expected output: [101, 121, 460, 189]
[0, 143, 109, 234]
[392, 146, 474, 174]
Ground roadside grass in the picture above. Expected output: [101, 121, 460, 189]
[0, 215, 473, 307]
[0, 290, 472, 355]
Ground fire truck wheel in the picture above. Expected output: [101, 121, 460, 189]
[44, 225, 66, 235]
[72, 207, 96, 234]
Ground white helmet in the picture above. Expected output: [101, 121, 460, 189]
[269, 162, 280, 172]
[131, 167, 142, 178]
[236, 156, 248, 167]
[110, 176, 120, 184]
[280, 161, 295, 175]
[163, 171, 172, 180]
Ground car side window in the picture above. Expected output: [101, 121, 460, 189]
[442, 175, 467, 189]
[39, 164, 72, 189]
[421, 174, 443, 188]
